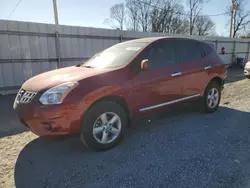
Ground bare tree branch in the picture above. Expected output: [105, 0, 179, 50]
[232, 0, 250, 38]
[134, 0, 154, 32]
[150, 0, 189, 34]
[187, 0, 206, 35]
[104, 3, 126, 30]
[126, 0, 140, 31]
[195, 15, 215, 35]
[106, 0, 216, 36]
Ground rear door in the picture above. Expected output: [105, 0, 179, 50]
[132, 39, 182, 113]
[175, 39, 209, 98]
[199, 41, 227, 84]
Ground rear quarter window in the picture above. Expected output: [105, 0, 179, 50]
[200, 42, 214, 56]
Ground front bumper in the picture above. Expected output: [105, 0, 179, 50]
[13, 98, 80, 136]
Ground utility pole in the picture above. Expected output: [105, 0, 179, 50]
[229, 0, 237, 38]
[53, 0, 59, 25]
[53, 0, 60, 69]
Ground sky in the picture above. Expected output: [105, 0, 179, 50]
[0, 0, 245, 36]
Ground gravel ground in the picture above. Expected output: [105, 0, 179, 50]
[1, 68, 250, 188]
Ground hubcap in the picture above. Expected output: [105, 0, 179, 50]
[92, 112, 121, 144]
[207, 88, 219, 108]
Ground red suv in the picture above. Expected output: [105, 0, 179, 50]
[13, 37, 226, 151]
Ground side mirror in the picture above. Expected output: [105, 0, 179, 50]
[141, 59, 149, 71]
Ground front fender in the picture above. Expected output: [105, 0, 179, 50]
[76, 85, 124, 120]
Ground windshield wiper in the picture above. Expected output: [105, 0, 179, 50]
[76, 63, 93, 68]
[82, 65, 94, 68]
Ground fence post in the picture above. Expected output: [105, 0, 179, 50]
[232, 40, 236, 65]
[215, 40, 218, 52]
[55, 31, 61, 68]
[119, 35, 123, 42]
[247, 41, 250, 61]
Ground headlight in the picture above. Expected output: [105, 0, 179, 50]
[39, 82, 79, 105]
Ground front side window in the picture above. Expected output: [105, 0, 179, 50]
[138, 40, 176, 69]
[82, 42, 148, 68]
[175, 39, 202, 63]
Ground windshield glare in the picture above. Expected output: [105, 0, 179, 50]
[82, 42, 148, 68]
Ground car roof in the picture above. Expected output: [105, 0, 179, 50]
[123, 36, 202, 44]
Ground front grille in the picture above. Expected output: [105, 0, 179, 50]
[15, 89, 37, 104]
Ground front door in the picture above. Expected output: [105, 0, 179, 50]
[132, 40, 182, 113]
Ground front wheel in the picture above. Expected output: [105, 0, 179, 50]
[203, 82, 221, 113]
[80, 101, 128, 151]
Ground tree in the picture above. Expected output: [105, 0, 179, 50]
[195, 15, 215, 35]
[172, 18, 190, 34]
[104, 3, 126, 30]
[126, 0, 140, 31]
[231, 0, 250, 38]
[105, 0, 216, 36]
[240, 32, 250, 38]
[132, 0, 154, 32]
[150, 0, 189, 34]
[186, 0, 205, 35]
[165, 3, 189, 34]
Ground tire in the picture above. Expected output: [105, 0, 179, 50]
[80, 101, 128, 151]
[203, 82, 221, 113]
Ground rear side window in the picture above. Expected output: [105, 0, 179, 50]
[200, 42, 214, 56]
[145, 40, 176, 68]
[175, 39, 202, 63]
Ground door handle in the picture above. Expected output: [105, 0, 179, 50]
[204, 66, 212, 70]
[171, 72, 182, 77]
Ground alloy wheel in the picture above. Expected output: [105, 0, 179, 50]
[92, 112, 122, 144]
[207, 88, 219, 108]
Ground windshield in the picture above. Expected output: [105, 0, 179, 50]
[82, 42, 148, 68]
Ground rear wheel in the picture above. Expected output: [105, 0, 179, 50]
[80, 101, 128, 151]
[203, 82, 221, 113]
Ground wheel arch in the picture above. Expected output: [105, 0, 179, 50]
[204, 76, 223, 95]
[209, 77, 223, 86]
[83, 95, 132, 122]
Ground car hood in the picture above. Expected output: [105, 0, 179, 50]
[22, 66, 112, 92]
